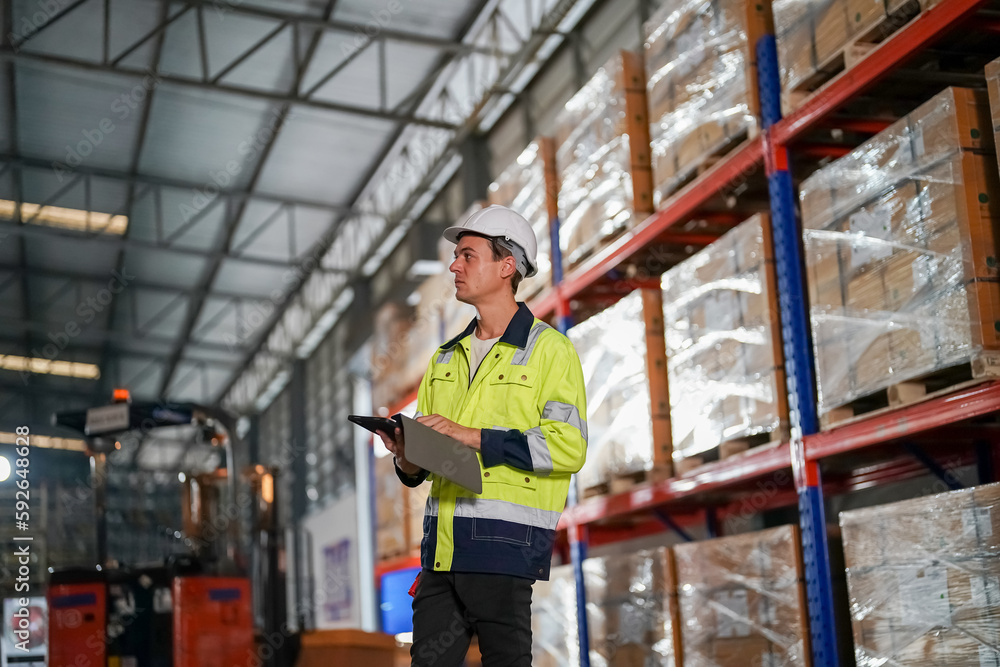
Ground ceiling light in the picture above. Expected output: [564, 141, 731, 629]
[0, 354, 100, 379]
[0, 432, 87, 451]
[0, 456, 9, 482]
[0, 199, 128, 235]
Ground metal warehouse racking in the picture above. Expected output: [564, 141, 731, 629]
[371, 0, 1000, 664]
[526, 0, 1000, 664]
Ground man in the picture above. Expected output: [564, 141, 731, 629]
[377, 205, 588, 667]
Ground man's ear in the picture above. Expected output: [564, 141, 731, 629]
[500, 256, 517, 279]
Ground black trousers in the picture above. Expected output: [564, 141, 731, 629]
[410, 569, 533, 667]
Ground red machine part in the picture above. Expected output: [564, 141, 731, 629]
[47, 582, 106, 667]
[173, 577, 254, 667]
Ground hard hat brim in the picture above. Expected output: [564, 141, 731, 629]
[442, 226, 465, 245]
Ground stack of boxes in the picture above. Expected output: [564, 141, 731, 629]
[584, 548, 681, 666]
[773, 0, 936, 113]
[840, 483, 1000, 665]
[661, 214, 788, 471]
[644, 0, 768, 205]
[569, 292, 658, 493]
[370, 301, 416, 412]
[554, 51, 653, 269]
[373, 454, 428, 562]
[531, 565, 582, 667]
[488, 140, 558, 300]
[674, 524, 812, 665]
[801, 87, 1000, 421]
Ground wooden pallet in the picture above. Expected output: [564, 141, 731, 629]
[821, 353, 1000, 430]
[784, 0, 926, 112]
[675, 425, 790, 477]
[582, 466, 672, 499]
[654, 129, 757, 207]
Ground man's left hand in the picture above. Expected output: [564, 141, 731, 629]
[416, 414, 481, 450]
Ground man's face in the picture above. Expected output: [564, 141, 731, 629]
[449, 235, 512, 305]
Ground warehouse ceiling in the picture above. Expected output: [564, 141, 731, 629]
[0, 0, 595, 429]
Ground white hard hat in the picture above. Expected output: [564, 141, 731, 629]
[443, 205, 538, 278]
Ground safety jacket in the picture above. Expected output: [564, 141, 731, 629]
[395, 302, 588, 580]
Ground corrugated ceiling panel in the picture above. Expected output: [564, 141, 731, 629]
[209, 19, 297, 93]
[192, 295, 273, 347]
[17, 170, 130, 222]
[16, 62, 144, 169]
[107, 0, 162, 70]
[332, 0, 477, 39]
[127, 186, 227, 250]
[122, 247, 207, 290]
[25, 235, 120, 276]
[14, 0, 104, 62]
[234, 203, 333, 262]
[116, 357, 164, 398]
[253, 106, 395, 205]
[212, 257, 289, 296]
[138, 83, 278, 189]
[383, 41, 445, 111]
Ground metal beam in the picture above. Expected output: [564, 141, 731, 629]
[11, 0, 505, 58]
[0, 318, 278, 357]
[0, 154, 352, 213]
[0, 49, 459, 130]
[0, 264, 276, 302]
[218, 0, 503, 409]
[158, 0, 345, 400]
[98, 0, 169, 399]
[0, 217, 344, 271]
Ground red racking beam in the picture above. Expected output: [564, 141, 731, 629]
[531, 139, 764, 320]
[773, 0, 987, 144]
[805, 381, 1000, 461]
[560, 440, 790, 528]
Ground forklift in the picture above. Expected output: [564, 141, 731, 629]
[47, 391, 289, 667]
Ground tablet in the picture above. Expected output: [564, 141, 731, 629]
[348, 414, 401, 435]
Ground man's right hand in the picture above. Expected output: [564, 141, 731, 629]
[376, 426, 422, 476]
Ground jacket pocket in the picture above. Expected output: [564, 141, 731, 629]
[472, 517, 533, 546]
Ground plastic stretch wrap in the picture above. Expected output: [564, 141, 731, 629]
[555, 54, 638, 268]
[377, 235, 477, 409]
[488, 142, 553, 299]
[531, 565, 581, 667]
[800, 87, 1000, 415]
[371, 301, 416, 411]
[773, 0, 928, 113]
[569, 292, 653, 490]
[661, 214, 786, 463]
[988, 58, 1000, 176]
[374, 453, 428, 561]
[840, 483, 1000, 666]
[644, 0, 756, 206]
[675, 524, 810, 666]
[584, 548, 680, 666]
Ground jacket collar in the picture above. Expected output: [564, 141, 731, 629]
[440, 301, 535, 350]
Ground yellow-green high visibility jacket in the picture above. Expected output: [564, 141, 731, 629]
[395, 302, 588, 580]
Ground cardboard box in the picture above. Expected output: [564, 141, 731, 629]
[803, 88, 1000, 417]
[644, 0, 765, 204]
[556, 50, 652, 267]
[663, 214, 788, 460]
[840, 483, 1000, 666]
[586, 548, 681, 667]
[674, 525, 811, 666]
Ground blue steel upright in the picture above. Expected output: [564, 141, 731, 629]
[756, 34, 841, 666]
[549, 213, 590, 667]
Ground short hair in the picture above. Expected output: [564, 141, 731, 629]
[458, 232, 523, 295]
